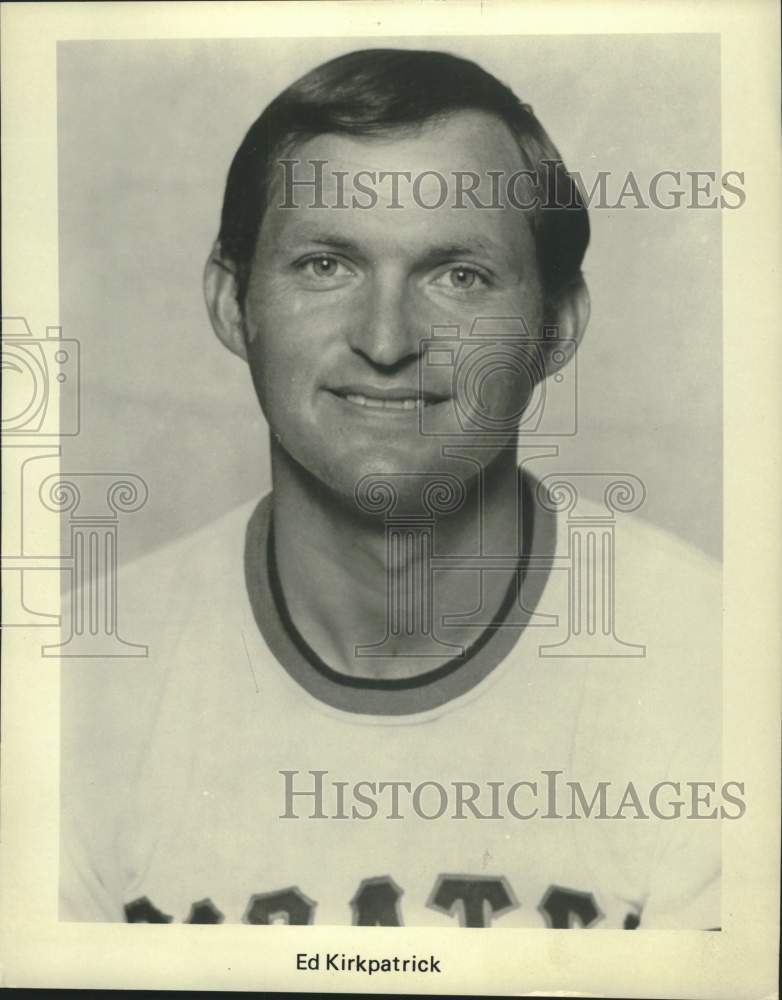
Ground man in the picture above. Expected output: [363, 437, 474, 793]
[61, 48, 722, 927]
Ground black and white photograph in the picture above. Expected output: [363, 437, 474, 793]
[1, 2, 779, 995]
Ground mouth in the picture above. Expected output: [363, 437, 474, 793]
[327, 385, 449, 412]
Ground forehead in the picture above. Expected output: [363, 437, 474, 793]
[296, 110, 524, 183]
[259, 111, 535, 261]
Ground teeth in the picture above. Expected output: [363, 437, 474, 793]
[344, 393, 423, 410]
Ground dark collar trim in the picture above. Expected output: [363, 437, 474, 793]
[244, 471, 555, 717]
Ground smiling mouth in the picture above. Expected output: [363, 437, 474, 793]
[344, 393, 420, 411]
[329, 387, 449, 411]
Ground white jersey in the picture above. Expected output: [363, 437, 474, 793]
[61, 477, 722, 929]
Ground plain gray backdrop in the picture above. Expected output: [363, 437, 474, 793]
[57, 34, 722, 564]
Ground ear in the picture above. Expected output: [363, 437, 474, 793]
[543, 274, 590, 375]
[203, 244, 248, 362]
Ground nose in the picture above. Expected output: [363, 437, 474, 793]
[347, 271, 422, 370]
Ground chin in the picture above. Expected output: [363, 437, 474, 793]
[310, 443, 462, 508]
[356, 455, 483, 519]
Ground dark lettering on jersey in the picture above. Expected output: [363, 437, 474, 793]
[350, 876, 403, 925]
[186, 898, 224, 923]
[125, 877, 633, 927]
[538, 885, 602, 928]
[243, 886, 315, 924]
[124, 896, 173, 923]
[427, 875, 518, 927]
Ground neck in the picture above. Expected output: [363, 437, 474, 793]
[268, 442, 527, 680]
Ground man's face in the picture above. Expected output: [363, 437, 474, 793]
[241, 110, 545, 499]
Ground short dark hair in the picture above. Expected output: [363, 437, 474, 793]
[217, 48, 590, 306]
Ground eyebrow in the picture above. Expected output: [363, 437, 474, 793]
[417, 239, 503, 264]
[278, 229, 506, 261]
[288, 233, 361, 252]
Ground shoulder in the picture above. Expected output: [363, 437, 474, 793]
[536, 494, 722, 768]
[61, 498, 263, 791]
[537, 479, 721, 653]
[117, 497, 261, 600]
[615, 507, 720, 597]
[463, 481, 720, 762]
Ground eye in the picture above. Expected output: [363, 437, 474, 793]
[309, 256, 339, 278]
[295, 254, 354, 283]
[432, 265, 490, 292]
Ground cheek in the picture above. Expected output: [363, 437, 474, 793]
[244, 293, 318, 397]
[247, 339, 310, 424]
[244, 279, 305, 350]
[466, 290, 544, 416]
